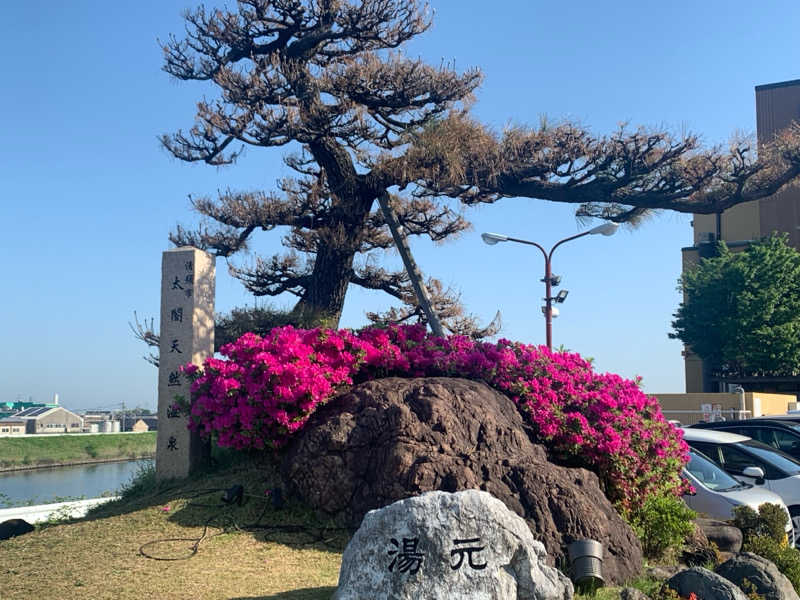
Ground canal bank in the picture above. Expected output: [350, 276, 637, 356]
[0, 455, 155, 473]
[0, 431, 156, 470]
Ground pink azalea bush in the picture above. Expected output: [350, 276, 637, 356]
[180, 324, 690, 516]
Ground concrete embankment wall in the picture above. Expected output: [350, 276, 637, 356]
[0, 497, 119, 525]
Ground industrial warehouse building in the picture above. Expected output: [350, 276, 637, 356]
[10, 406, 84, 434]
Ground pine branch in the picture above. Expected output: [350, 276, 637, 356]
[385, 113, 800, 221]
[229, 252, 312, 297]
[358, 273, 500, 339]
[128, 311, 160, 367]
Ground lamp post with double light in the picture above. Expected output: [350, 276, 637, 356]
[481, 223, 618, 350]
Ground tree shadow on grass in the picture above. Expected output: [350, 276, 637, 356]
[149, 477, 351, 553]
[82, 451, 282, 522]
[76, 451, 353, 555]
[230, 586, 336, 599]
[245, 518, 350, 553]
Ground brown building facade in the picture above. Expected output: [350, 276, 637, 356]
[683, 79, 800, 393]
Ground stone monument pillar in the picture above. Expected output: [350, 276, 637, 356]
[156, 247, 215, 481]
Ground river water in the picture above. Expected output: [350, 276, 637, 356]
[0, 459, 154, 508]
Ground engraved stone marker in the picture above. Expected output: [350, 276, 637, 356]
[334, 490, 573, 600]
[156, 247, 215, 480]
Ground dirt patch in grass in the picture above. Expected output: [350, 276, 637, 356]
[0, 455, 343, 599]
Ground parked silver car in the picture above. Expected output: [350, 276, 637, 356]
[682, 428, 799, 542]
[683, 448, 794, 544]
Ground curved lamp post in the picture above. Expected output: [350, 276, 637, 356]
[481, 223, 618, 350]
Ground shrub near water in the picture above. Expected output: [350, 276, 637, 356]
[181, 324, 690, 516]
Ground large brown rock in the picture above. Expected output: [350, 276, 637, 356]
[664, 567, 748, 600]
[696, 518, 743, 554]
[682, 520, 719, 567]
[282, 377, 643, 584]
[716, 552, 800, 600]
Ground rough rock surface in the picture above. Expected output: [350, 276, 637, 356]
[665, 567, 748, 600]
[0, 519, 34, 541]
[646, 565, 681, 581]
[716, 552, 800, 600]
[333, 490, 573, 600]
[696, 518, 743, 553]
[682, 520, 718, 567]
[283, 377, 643, 584]
[619, 588, 650, 600]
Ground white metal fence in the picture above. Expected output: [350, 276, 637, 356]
[661, 409, 752, 426]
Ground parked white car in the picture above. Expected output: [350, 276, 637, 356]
[683, 448, 794, 543]
[682, 427, 800, 541]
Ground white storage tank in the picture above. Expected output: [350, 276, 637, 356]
[100, 420, 120, 433]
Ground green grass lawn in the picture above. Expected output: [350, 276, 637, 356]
[0, 455, 342, 599]
[0, 453, 643, 599]
[0, 432, 156, 469]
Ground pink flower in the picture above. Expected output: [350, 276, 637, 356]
[182, 323, 688, 518]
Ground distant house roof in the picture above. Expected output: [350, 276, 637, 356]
[0, 418, 25, 424]
[2, 402, 49, 411]
[12, 406, 83, 422]
[14, 407, 56, 418]
[123, 415, 158, 431]
[81, 412, 113, 421]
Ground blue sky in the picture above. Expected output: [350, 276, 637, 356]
[2, 1, 800, 411]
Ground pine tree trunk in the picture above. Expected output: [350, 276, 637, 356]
[291, 240, 356, 328]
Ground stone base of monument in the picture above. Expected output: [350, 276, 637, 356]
[284, 377, 643, 584]
[333, 490, 573, 600]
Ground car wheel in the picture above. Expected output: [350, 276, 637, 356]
[790, 507, 800, 548]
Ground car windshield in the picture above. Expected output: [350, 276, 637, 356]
[686, 450, 746, 491]
[741, 440, 800, 476]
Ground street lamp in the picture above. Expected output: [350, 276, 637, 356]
[481, 222, 618, 350]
